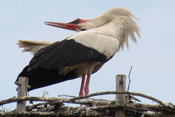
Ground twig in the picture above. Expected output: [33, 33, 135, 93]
[58, 94, 76, 98]
[127, 66, 132, 91]
[91, 103, 175, 113]
[43, 91, 50, 98]
[0, 96, 109, 107]
[70, 91, 168, 107]
[0, 97, 65, 106]
[58, 95, 110, 102]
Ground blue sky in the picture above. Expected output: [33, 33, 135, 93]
[1, 0, 175, 110]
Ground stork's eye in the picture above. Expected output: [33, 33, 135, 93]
[81, 29, 86, 31]
[79, 28, 87, 31]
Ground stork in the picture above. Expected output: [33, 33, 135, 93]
[16, 7, 140, 96]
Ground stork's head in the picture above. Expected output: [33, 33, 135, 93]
[45, 7, 133, 32]
[45, 7, 140, 49]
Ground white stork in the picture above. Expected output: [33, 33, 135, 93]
[16, 7, 140, 96]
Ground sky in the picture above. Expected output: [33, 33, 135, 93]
[1, 0, 175, 110]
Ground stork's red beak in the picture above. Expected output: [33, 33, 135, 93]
[45, 18, 89, 31]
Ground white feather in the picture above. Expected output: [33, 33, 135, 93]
[17, 40, 53, 54]
[78, 7, 140, 51]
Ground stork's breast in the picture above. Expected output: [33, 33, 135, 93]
[68, 31, 120, 59]
[59, 61, 102, 76]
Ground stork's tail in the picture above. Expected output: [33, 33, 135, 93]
[16, 66, 78, 91]
[17, 40, 54, 54]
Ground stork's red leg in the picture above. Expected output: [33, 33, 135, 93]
[84, 71, 91, 95]
[79, 74, 85, 96]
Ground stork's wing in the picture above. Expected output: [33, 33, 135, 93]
[17, 40, 53, 54]
[28, 39, 107, 70]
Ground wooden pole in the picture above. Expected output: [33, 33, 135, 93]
[115, 74, 126, 117]
[15, 77, 28, 112]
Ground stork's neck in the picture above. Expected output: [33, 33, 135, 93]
[78, 7, 140, 50]
[92, 20, 126, 46]
[90, 16, 139, 50]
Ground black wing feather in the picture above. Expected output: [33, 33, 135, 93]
[29, 39, 107, 70]
[17, 65, 78, 91]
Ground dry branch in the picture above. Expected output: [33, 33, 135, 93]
[0, 91, 171, 107]
[0, 91, 169, 107]
[70, 91, 168, 107]
[127, 66, 132, 91]
[0, 96, 110, 107]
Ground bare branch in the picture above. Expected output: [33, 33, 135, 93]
[127, 66, 132, 91]
[70, 91, 168, 107]
[0, 96, 109, 107]
[0, 91, 170, 107]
